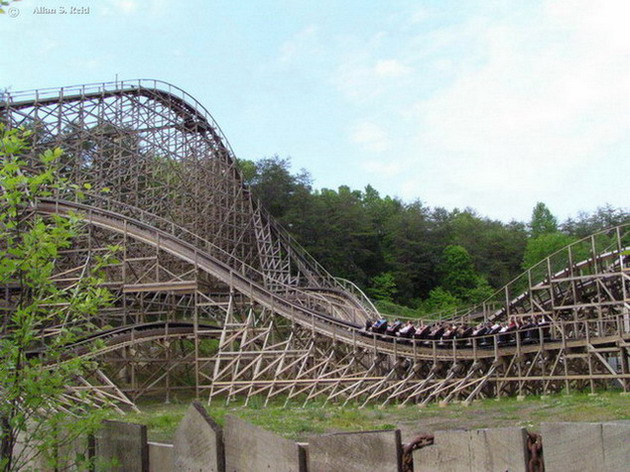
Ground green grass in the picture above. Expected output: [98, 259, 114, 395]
[111, 390, 630, 443]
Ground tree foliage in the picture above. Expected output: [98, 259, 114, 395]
[522, 232, 577, 270]
[438, 245, 479, 300]
[239, 156, 628, 314]
[0, 0, 20, 14]
[423, 287, 460, 314]
[562, 204, 629, 238]
[530, 202, 558, 238]
[434, 245, 493, 307]
[0, 125, 114, 471]
[366, 272, 396, 302]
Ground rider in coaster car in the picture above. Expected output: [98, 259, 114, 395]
[413, 321, 431, 339]
[371, 318, 388, 334]
[398, 321, 416, 338]
[387, 319, 404, 336]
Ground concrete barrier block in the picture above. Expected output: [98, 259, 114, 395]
[308, 429, 402, 472]
[14, 432, 52, 472]
[469, 427, 528, 472]
[431, 429, 471, 472]
[412, 444, 442, 472]
[16, 427, 95, 472]
[224, 415, 306, 472]
[602, 422, 630, 471]
[148, 442, 174, 472]
[59, 433, 95, 472]
[541, 422, 604, 472]
[413, 429, 471, 472]
[413, 427, 528, 472]
[173, 402, 225, 472]
[95, 420, 149, 472]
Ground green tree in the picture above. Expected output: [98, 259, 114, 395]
[236, 158, 257, 184]
[438, 245, 479, 299]
[382, 200, 440, 304]
[423, 286, 459, 314]
[367, 272, 397, 302]
[246, 155, 312, 221]
[436, 245, 493, 305]
[306, 186, 379, 285]
[562, 204, 629, 238]
[530, 202, 558, 237]
[0, 125, 114, 471]
[522, 232, 576, 269]
[239, 154, 619, 311]
[448, 210, 527, 288]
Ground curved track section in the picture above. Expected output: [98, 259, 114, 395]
[2, 80, 375, 324]
[447, 225, 630, 325]
[30, 321, 221, 358]
[1, 81, 629, 408]
[36, 199, 630, 406]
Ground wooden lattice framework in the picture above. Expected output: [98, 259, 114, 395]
[1, 80, 629, 410]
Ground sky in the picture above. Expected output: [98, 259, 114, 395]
[2, 0, 629, 222]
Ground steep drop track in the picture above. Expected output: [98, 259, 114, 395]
[2, 80, 629, 408]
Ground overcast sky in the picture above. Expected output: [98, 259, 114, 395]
[2, 0, 629, 222]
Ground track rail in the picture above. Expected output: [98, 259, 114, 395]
[2, 80, 628, 406]
[2, 79, 379, 321]
[28, 321, 221, 358]
[36, 199, 630, 363]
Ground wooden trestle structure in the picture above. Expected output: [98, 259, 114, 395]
[1, 80, 629, 410]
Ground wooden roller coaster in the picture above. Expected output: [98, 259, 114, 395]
[1, 80, 629, 410]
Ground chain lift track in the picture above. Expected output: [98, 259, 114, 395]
[1, 80, 629, 410]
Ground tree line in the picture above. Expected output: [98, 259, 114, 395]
[239, 156, 628, 315]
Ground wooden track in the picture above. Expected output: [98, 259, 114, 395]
[2, 80, 629, 408]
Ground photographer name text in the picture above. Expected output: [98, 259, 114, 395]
[33, 6, 90, 15]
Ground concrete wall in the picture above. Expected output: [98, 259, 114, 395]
[35, 405, 630, 472]
[308, 429, 402, 472]
[224, 415, 307, 472]
[14, 432, 51, 472]
[95, 420, 149, 472]
[542, 421, 630, 472]
[172, 402, 225, 472]
[148, 442, 174, 472]
[413, 427, 529, 472]
[602, 421, 630, 471]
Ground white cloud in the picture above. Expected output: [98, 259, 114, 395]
[409, 8, 430, 24]
[343, 1, 630, 220]
[279, 25, 319, 63]
[545, 0, 630, 51]
[38, 39, 60, 55]
[333, 56, 413, 102]
[374, 59, 410, 78]
[350, 122, 390, 153]
[362, 159, 405, 178]
[149, 0, 169, 16]
[99, 0, 168, 17]
[116, 0, 137, 14]
[415, 5, 630, 216]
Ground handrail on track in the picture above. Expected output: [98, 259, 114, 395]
[437, 222, 630, 323]
[6, 80, 627, 328]
[46, 189, 373, 324]
[37, 197, 366, 333]
[26, 321, 221, 355]
[3, 79, 381, 320]
[2, 79, 236, 159]
[35, 198, 630, 363]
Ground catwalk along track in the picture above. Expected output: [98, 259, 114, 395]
[2, 80, 629, 410]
